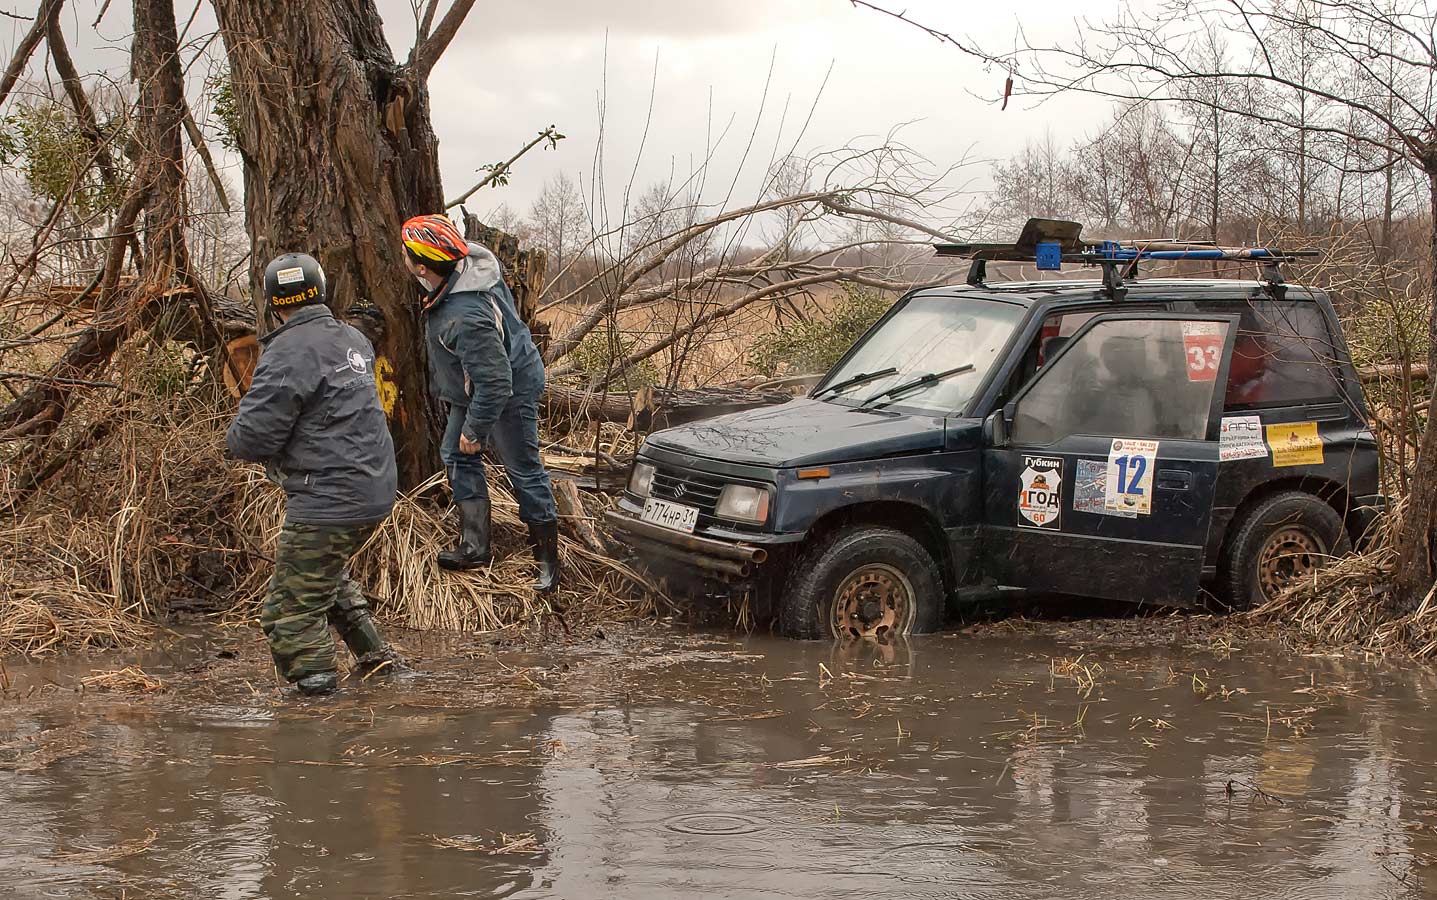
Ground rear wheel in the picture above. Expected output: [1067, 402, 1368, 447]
[777, 526, 943, 640]
[1220, 491, 1351, 611]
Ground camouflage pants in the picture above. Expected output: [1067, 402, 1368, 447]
[260, 522, 382, 682]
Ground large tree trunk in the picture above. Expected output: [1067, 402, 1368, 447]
[210, 0, 446, 488]
[1391, 170, 1437, 611]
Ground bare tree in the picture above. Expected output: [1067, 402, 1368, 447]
[527, 172, 588, 296]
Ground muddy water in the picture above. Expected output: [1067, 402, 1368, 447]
[2, 625, 1435, 899]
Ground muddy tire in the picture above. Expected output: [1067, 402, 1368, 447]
[777, 526, 943, 640]
[1220, 491, 1351, 611]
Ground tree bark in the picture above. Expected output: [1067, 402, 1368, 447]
[1391, 169, 1437, 611]
[210, 0, 448, 488]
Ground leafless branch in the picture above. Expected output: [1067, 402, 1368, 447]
[0, 0, 62, 108]
[411, 0, 477, 77]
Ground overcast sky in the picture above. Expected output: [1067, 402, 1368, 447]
[9, 0, 1121, 224]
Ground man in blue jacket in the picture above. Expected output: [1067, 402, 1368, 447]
[401, 214, 560, 592]
[226, 253, 401, 696]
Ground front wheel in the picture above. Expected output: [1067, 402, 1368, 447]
[1220, 491, 1351, 611]
[777, 526, 944, 640]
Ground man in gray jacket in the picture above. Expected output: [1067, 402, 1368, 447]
[401, 214, 560, 592]
[226, 253, 401, 696]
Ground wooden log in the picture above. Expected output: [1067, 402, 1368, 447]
[553, 476, 607, 554]
[1358, 363, 1428, 383]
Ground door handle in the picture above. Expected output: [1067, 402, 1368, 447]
[1156, 469, 1192, 491]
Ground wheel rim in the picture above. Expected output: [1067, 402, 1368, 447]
[1257, 526, 1328, 601]
[831, 563, 915, 640]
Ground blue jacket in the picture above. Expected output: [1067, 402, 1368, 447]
[423, 242, 546, 443]
[225, 305, 398, 526]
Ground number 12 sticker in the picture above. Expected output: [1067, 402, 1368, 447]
[1105, 438, 1158, 515]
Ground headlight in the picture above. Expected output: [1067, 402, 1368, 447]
[628, 461, 656, 498]
[715, 484, 771, 524]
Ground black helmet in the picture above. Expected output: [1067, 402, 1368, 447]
[263, 253, 327, 312]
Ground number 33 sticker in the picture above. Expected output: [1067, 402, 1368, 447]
[1182, 321, 1223, 382]
[1105, 438, 1158, 515]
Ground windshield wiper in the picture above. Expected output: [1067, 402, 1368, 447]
[813, 367, 898, 399]
[859, 363, 975, 408]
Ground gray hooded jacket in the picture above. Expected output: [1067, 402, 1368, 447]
[423, 241, 546, 443]
[225, 305, 398, 526]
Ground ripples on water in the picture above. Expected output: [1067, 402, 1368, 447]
[0, 629, 1433, 899]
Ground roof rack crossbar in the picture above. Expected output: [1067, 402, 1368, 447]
[938, 218, 1320, 292]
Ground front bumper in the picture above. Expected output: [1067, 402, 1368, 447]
[605, 499, 803, 581]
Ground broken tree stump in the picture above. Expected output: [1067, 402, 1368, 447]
[553, 476, 607, 553]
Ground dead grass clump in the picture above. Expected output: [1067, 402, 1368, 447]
[80, 665, 166, 693]
[1, 389, 658, 656]
[229, 468, 657, 634]
[1, 396, 258, 655]
[1250, 505, 1437, 658]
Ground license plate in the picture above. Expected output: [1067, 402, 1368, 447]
[641, 497, 699, 534]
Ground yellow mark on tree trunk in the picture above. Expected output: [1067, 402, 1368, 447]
[374, 356, 398, 416]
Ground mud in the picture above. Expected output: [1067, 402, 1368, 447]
[1, 618, 1435, 899]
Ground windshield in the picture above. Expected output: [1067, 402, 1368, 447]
[817, 295, 1025, 415]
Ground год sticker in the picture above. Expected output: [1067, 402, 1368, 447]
[1105, 438, 1158, 515]
[1018, 455, 1063, 529]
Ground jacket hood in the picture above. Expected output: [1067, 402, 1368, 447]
[644, 398, 946, 468]
[450, 241, 503, 295]
[260, 304, 332, 346]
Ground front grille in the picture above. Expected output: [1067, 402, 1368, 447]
[649, 467, 724, 516]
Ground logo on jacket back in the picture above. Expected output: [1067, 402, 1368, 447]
[337, 348, 369, 375]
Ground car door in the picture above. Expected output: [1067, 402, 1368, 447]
[980, 312, 1239, 605]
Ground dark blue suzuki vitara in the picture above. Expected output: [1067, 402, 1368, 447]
[605, 220, 1384, 639]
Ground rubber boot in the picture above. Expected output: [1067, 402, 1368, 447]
[328, 587, 405, 676]
[528, 520, 561, 593]
[296, 672, 338, 696]
[438, 498, 492, 571]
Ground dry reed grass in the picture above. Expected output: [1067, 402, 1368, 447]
[2, 388, 658, 656]
[1250, 501, 1437, 658]
[230, 466, 657, 633]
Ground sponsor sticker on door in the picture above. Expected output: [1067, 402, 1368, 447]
[1267, 421, 1324, 467]
[1181, 321, 1223, 382]
[1074, 458, 1136, 518]
[1105, 438, 1158, 515]
[1018, 455, 1062, 529]
[1220, 415, 1268, 461]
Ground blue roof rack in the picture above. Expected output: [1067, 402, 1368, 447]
[935, 218, 1319, 299]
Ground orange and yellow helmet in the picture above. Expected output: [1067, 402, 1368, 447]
[401, 214, 468, 264]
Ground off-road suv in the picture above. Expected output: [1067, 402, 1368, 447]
[606, 220, 1384, 639]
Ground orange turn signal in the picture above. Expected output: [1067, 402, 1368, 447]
[797, 467, 831, 480]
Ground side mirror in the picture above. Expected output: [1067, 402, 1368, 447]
[984, 409, 1009, 447]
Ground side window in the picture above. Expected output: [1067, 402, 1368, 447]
[1225, 301, 1341, 409]
[1012, 318, 1229, 445]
